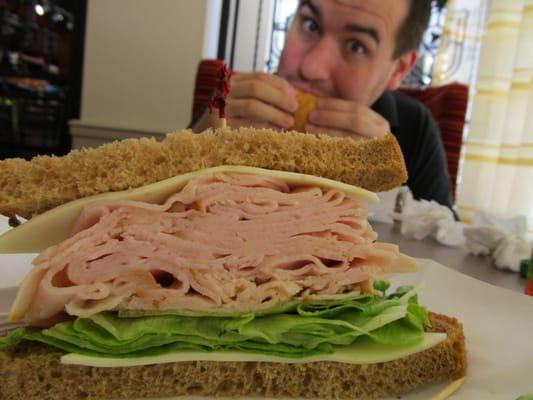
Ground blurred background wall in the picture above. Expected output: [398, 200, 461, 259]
[71, 0, 221, 147]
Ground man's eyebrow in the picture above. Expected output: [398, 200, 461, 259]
[345, 24, 380, 45]
[298, 0, 321, 18]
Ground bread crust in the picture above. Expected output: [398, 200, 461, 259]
[0, 312, 466, 400]
[0, 128, 407, 219]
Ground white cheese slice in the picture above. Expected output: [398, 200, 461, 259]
[0, 166, 378, 253]
[61, 332, 446, 368]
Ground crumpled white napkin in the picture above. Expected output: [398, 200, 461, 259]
[392, 189, 465, 247]
[367, 188, 400, 224]
[464, 210, 532, 271]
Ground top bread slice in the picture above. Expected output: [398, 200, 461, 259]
[0, 127, 407, 219]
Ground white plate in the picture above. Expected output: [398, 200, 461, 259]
[1, 257, 532, 399]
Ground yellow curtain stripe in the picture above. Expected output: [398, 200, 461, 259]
[466, 142, 533, 149]
[515, 67, 533, 72]
[464, 154, 533, 166]
[487, 21, 522, 30]
[511, 82, 532, 90]
[474, 84, 533, 94]
[490, 7, 523, 14]
[477, 77, 533, 82]
[491, 6, 533, 16]
[474, 89, 508, 98]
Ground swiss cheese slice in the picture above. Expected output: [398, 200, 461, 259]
[61, 332, 446, 368]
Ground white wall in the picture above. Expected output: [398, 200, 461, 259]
[71, 0, 220, 147]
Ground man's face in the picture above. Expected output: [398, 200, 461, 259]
[277, 0, 413, 105]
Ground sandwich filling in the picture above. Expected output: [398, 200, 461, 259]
[1, 168, 435, 363]
[10, 171, 416, 324]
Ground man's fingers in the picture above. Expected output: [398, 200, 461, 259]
[228, 117, 278, 130]
[227, 98, 294, 129]
[230, 79, 298, 114]
[231, 72, 295, 95]
[308, 109, 388, 139]
[313, 97, 390, 137]
[316, 97, 387, 123]
[315, 96, 356, 111]
[305, 123, 367, 140]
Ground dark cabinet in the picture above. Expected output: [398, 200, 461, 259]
[0, 0, 84, 160]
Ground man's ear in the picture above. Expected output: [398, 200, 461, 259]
[386, 50, 418, 90]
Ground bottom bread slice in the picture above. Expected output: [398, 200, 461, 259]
[0, 312, 466, 400]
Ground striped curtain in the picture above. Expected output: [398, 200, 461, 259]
[456, 0, 533, 232]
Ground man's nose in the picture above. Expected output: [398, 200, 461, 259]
[299, 37, 336, 81]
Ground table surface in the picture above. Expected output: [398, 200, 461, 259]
[372, 221, 525, 294]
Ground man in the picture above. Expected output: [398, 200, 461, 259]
[192, 0, 453, 209]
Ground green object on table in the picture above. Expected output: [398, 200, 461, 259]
[520, 259, 530, 279]
[528, 259, 533, 280]
[516, 395, 533, 400]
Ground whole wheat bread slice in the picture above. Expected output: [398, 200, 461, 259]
[0, 128, 407, 219]
[0, 312, 466, 400]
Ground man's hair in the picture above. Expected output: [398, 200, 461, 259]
[394, 0, 432, 58]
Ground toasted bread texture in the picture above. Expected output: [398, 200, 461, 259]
[0, 128, 407, 219]
[0, 312, 466, 400]
[291, 90, 318, 131]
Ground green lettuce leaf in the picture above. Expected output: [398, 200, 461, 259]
[0, 285, 429, 359]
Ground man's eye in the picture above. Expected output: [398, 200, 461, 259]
[346, 39, 365, 55]
[302, 17, 319, 34]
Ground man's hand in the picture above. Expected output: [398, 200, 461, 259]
[191, 72, 298, 132]
[226, 72, 298, 129]
[306, 97, 390, 140]
[191, 72, 390, 140]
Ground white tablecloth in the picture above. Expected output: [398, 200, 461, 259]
[0, 216, 10, 236]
